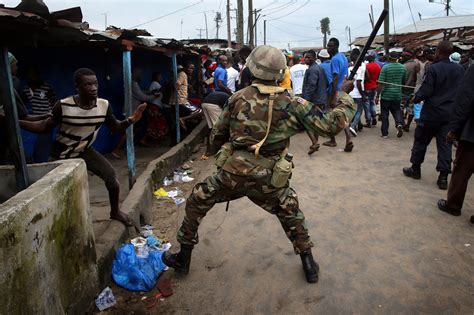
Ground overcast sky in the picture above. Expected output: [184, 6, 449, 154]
[3, 0, 474, 51]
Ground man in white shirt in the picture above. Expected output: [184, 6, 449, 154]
[289, 56, 308, 96]
[226, 56, 240, 93]
[348, 49, 366, 137]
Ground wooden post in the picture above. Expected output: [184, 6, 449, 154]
[264, 20, 267, 45]
[122, 49, 136, 189]
[248, 0, 253, 47]
[226, 0, 232, 48]
[384, 0, 390, 56]
[0, 46, 29, 190]
[237, 0, 244, 46]
[171, 52, 180, 144]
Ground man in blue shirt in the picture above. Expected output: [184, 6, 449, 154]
[318, 49, 333, 96]
[213, 55, 232, 95]
[325, 37, 353, 151]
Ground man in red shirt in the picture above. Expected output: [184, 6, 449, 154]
[363, 51, 381, 127]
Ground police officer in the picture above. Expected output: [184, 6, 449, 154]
[162, 45, 356, 284]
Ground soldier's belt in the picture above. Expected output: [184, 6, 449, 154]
[232, 149, 277, 169]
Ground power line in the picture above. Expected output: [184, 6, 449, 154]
[130, 1, 203, 28]
[266, 0, 310, 21]
[407, 0, 418, 32]
[268, 23, 320, 38]
[262, 0, 297, 15]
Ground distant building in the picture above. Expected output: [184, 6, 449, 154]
[181, 38, 238, 51]
[352, 14, 474, 51]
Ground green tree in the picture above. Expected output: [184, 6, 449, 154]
[320, 17, 331, 48]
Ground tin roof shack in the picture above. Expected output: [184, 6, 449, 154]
[181, 38, 238, 51]
[0, 4, 199, 313]
[352, 15, 474, 51]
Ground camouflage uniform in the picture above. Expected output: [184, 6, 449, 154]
[177, 79, 356, 254]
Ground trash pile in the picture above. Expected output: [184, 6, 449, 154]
[153, 167, 195, 206]
[111, 225, 171, 292]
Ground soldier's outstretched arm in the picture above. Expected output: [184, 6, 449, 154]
[209, 103, 231, 154]
[292, 88, 356, 138]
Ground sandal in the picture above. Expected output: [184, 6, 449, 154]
[308, 144, 320, 155]
[322, 140, 337, 147]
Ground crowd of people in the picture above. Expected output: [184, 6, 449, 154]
[1, 37, 473, 227]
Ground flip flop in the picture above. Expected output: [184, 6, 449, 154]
[110, 213, 134, 227]
[322, 140, 337, 147]
[344, 142, 354, 152]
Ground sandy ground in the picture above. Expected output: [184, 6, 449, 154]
[104, 123, 474, 314]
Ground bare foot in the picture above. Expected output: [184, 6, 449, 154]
[322, 140, 337, 147]
[110, 211, 134, 227]
[201, 154, 209, 160]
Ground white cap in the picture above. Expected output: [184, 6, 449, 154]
[318, 49, 330, 59]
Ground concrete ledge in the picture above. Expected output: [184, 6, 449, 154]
[0, 159, 98, 314]
[96, 120, 208, 285]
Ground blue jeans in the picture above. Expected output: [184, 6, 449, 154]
[350, 98, 364, 129]
[363, 89, 377, 123]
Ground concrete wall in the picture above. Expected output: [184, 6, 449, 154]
[0, 159, 98, 314]
[96, 120, 208, 286]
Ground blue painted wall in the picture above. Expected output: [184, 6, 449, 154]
[11, 46, 181, 155]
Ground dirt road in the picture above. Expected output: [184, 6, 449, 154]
[113, 125, 474, 314]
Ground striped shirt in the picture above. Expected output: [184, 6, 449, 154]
[22, 83, 55, 114]
[51, 96, 112, 159]
[379, 62, 407, 101]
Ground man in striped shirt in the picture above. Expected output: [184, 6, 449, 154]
[23, 67, 56, 162]
[375, 51, 407, 139]
[20, 68, 146, 227]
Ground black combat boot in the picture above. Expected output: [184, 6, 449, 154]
[300, 250, 319, 283]
[403, 164, 421, 179]
[162, 244, 193, 275]
[437, 172, 448, 190]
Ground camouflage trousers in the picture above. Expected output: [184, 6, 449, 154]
[177, 169, 313, 254]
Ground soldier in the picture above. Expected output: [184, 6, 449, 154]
[162, 45, 356, 284]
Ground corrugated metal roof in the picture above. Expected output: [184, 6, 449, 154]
[352, 26, 474, 50]
[397, 15, 474, 34]
[0, 7, 190, 53]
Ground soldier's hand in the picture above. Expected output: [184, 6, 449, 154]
[341, 79, 354, 94]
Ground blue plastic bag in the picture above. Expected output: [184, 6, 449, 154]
[112, 244, 167, 291]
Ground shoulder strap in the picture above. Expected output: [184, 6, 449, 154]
[249, 92, 276, 157]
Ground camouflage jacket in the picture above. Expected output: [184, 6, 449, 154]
[211, 80, 356, 155]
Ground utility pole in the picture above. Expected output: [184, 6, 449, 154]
[346, 26, 352, 50]
[253, 9, 261, 46]
[226, 0, 232, 47]
[369, 5, 374, 28]
[248, 0, 253, 47]
[101, 12, 108, 29]
[204, 12, 209, 45]
[263, 19, 267, 45]
[237, 0, 244, 46]
[196, 28, 205, 39]
[215, 12, 222, 39]
[384, 0, 390, 56]
[446, 0, 451, 16]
